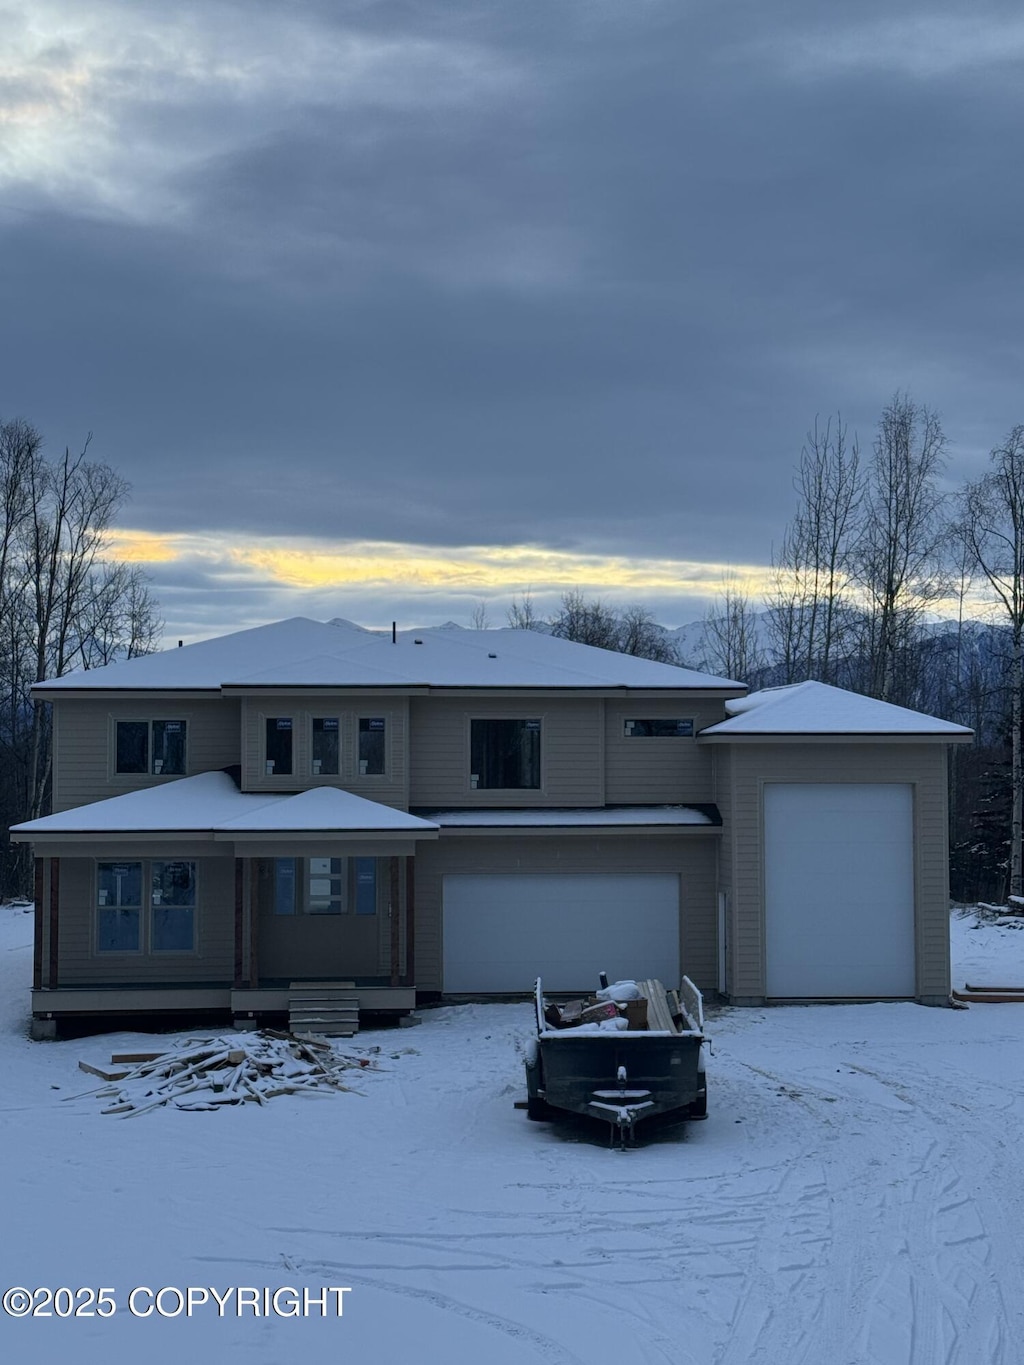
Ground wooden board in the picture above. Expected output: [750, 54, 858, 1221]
[637, 979, 678, 1034]
[952, 989, 1024, 1004]
[79, 1060, 130, 1082]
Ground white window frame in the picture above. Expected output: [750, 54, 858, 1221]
[310, 714, 341, 777]
[94, 859, 198, 956]
[622, 718, 695, 738]
[95, 861, 144, 955]
[150, 860, 198, 954]
[356, 715, 389, 779]
[112, 718, 189, 778]
[263, 714, 295, 776]
[468, 716, 543, 791]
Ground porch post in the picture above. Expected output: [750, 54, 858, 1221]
[233, 858, 244, 990]
[48, 857, 60, 989]
[402, 856, 416, 988]
[33, 857, 44, 991]
[389, 856, 401, 987]
[248, 860, 259, 989]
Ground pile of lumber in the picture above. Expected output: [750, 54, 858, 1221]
[636, 979, 684, 1033]
[72, 1030, 373, 1116]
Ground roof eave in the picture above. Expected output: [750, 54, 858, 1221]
[215, 827, 438, 841]
[698, 730, 975, 744]
[9, 828, 220, 843]
[31, 686, 225, 700]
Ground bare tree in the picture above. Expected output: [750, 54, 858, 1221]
[468, 601, 490, 630]
[959, 425, 1024, 897]
[0, 419, 162, 891]
[73, 562, 163, 670]
[507, 590, 540, 630]
[766, 414, 862, 684]
[701, 581, 765, 682]
[547, 590, 681, 662]
[549, 589, 621, 650]
[618, 605, 679, 663]
[853, 393, 948, 704]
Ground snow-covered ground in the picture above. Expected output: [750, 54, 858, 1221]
[2, 904, 1024, 1364]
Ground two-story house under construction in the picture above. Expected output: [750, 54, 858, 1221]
[10, 618, 972, 1037]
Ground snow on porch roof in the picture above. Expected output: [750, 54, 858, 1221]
[699, 680, 974, 740]
[422, 805, 719, 828]
[9, 771, 439, 839]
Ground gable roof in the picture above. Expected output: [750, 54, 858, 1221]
[698, 680, 974, 741]
[33, 617, 745, 694]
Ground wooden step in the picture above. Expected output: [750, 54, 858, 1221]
[288, 981, 359, 1037]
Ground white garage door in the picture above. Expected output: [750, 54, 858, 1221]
[443, 873, 680, 993]
[764, 783, 915, 998]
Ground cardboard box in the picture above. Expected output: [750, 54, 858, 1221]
[579, 1000, 620, 1025]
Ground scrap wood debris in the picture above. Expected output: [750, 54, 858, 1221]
[71, 1029, 376, 1116]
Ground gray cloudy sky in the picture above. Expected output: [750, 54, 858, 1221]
[2, 0, 1022, 641]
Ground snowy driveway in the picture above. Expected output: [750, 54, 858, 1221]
[2, 907, 1024, 1364]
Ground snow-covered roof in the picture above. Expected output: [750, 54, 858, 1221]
[217, 785, 437, 833]
[9, 771, 439, 839]
[425, 806, 718, 829]
[34, 617, 744, 694]
[699, 680, 974, 741]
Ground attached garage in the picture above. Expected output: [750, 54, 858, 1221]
[442, 872, 680, 993]
[763, 783, 915, 998]
[700, 680, 975, 1006]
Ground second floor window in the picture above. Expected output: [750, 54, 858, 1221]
[623, 718, 695, 738]
[265, 717, 293, 775]
[312, 717, 339, 775]
[115, 719, 187, 775]
[358, 717, 386, 775]
[470, 718, 541, 790]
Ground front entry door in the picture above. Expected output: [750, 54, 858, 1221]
[258, 856, 382, 981]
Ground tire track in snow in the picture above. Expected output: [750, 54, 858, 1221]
[689, 1047, 1024, 1364]
[832, 1059, 1023, 1365]
[197, 1250, 592, 1365]
[729, 1052, 1024, 1365]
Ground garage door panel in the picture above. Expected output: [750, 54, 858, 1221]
[765, 783, 915, 998]
[443, 873, 680, 993]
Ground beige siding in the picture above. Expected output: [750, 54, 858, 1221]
[55, 855, 236, 986]
[722, 743, 951, 1003]
[713, 745, 733, 993]
[713, 745, 733, 899]
[604, 699, 726, 804]
[411, 832, 719, 993]
[241, 695, 409, 808]
[52, 697, 241, 812]
[408, 697, 603, 808]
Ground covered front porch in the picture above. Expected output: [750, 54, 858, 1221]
[12, 772, 438, 1037]
[229, 846, 423, 1032]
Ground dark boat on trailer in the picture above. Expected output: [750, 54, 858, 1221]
[524, 976, 708, 1146]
